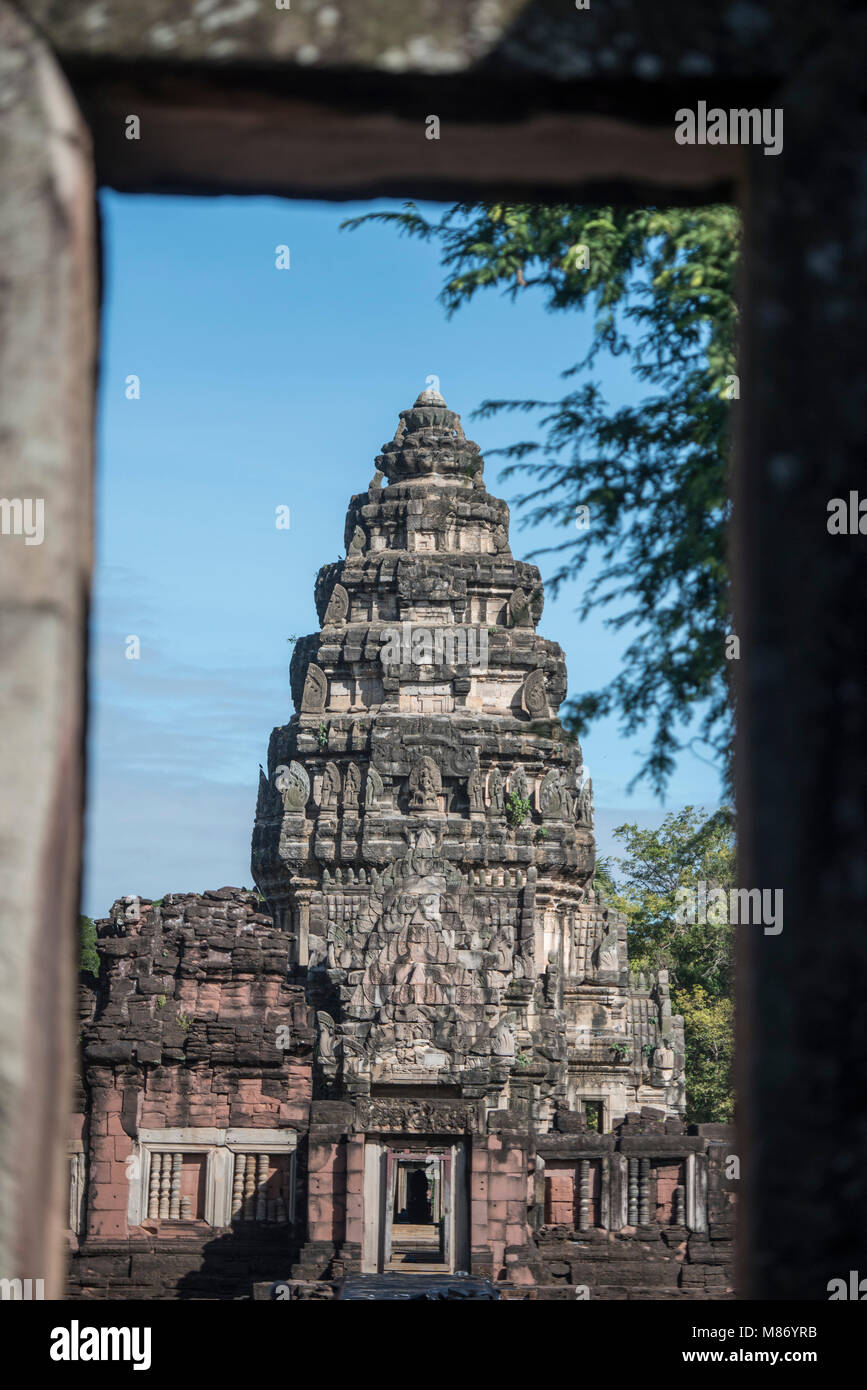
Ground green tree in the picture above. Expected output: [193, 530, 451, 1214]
[79, 914, 100, 978]
[600, 806, 735, 1123]
[343, 204, 739, 794]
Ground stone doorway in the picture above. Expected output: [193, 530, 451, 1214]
[384, 1149, 451, 1272]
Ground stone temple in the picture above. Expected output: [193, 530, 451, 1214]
[68, 390, 734, 1299]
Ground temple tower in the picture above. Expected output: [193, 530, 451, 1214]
[252, 389, 685, 1277]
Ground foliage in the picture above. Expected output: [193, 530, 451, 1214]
[505, 792, 531, 827]
[79, 915, 100, 978]
[608, 805, 735, 995]
[343, 202, 739, 794]
[675, 986, 734, 1125]
[601, 806, 735, 1122]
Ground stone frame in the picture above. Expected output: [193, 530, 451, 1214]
[67, 1143, 86, 1237]
[129, 1128, 298, 1230]
[2, 0, 867, 1300]
[361, 1135, 470, 1275]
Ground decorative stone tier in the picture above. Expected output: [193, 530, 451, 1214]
[252, 392, 686, 1125]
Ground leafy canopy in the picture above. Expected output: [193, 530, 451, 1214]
[343, 203, 739, 794]
[596, 806, 735, 1123]
[79, 914, 100, 978]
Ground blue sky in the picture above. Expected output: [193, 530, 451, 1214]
[82, 193, 721, 918]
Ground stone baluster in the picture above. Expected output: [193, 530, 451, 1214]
[147, 1152, 162, 1220]
[232, 1151, 246, 1221]
[627, 1158, 638, 1225]
[673, 1183, 686, 1226]
[256, 1154, 269, 1221]
[243, 1153, 256, 1219]
[638, 1158, 651, 1225]
[169, 1152, 182, 1220]
[158, 1151, 171, 1219]
[180, 1195, 192, 1219]
[578, 1159, 590, 1231]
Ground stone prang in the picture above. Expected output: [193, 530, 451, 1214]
[252, 389, 685, 1120]
[68, 389, 732, 1302]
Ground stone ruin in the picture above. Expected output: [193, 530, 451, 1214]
[68, 390, 734, 1299]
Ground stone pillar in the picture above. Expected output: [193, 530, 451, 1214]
[735, 16, 867, 1298]
[627, 1157, 639, 1226]
[85, 1080, 130, 1239]
[486, 1118, 532, 1282]
[469, 1139, 491, 1278]
[147, 1152, 162, 1220]
[578, 1159, 590, 1232]
[292, 1101, 352, 1280]
[637, 1157, 651, 1226]
[0, 1, 96, 1296]
[341, 1134, 365, 1271]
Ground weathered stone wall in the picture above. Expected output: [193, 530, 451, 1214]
[68, 889, 313, 1299]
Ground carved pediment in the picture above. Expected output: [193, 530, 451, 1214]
[323, 583, 349, 626]
[275, 761, 309, 812]
[301, 662, 327, 713]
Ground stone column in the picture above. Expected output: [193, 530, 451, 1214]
[0, 2, 96, 1297]
[147, 1152, 162, 1220]
[734, 16, 867, 1298]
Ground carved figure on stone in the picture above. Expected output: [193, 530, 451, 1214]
[595, 920, 620, 975]
[544, 950, 561, 1005]
[349, 524, 366, 554]
[492, 1013, 517, 1058]
[320, 761, 341, 810]
[316, 1011, 338, 1071]
[522, 668, 550, 719]
[365, 764, 384, 809]
[487, 767, 504, 814]
[509, 766, 529, 802]
[539, 768, 567, 819]
[344, 762, 361, 807]
[508, 587, 531, 627]
[577, 776, 594, 828]
[409, 756, 442, 811]
[324, 583, 349, 626]
[301, 662, 327, 713]
[275, 761, 310, 812]
[468, 766, 485, 813]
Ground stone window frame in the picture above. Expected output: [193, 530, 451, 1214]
[616, 1150, 707, 1233]
[129, 1128, 297, 1230]
[580, 1095, 610, 1134]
